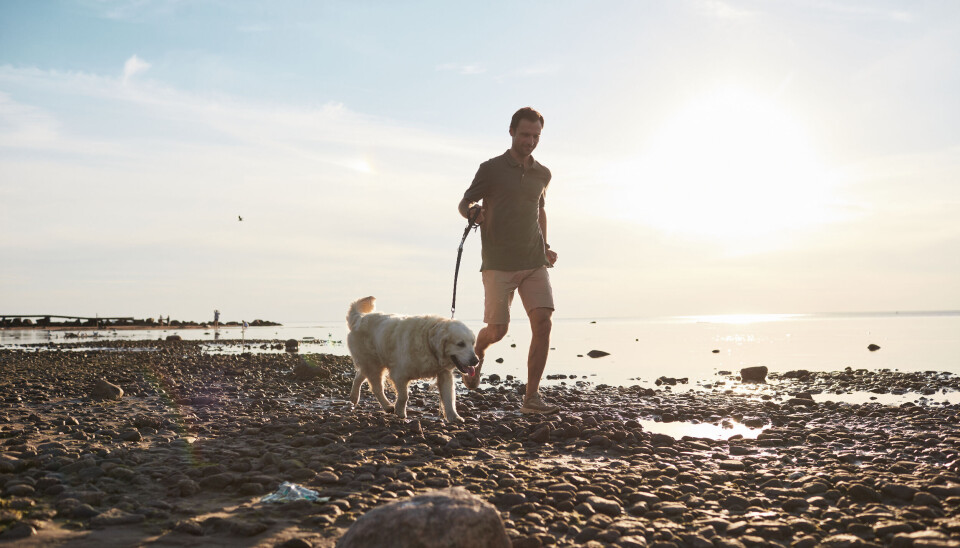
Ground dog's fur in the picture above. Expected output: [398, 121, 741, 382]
[346, 296, 479, 422]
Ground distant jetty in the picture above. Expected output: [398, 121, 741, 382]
[0, 315, 281, 330]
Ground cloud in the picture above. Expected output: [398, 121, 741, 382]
[809, 1, 914, 22]
[693, 0, 753, 20]
[0, 92, 60, 147]
[122, 54, 151, 83]
[436, 63, 486, 76]
[80, 0, 184, 21]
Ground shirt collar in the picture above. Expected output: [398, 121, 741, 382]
[502, 149, 539, 170]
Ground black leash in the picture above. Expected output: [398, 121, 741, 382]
[451, 207, 481, 318]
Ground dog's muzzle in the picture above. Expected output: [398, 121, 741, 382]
[451, 354, 479, 377]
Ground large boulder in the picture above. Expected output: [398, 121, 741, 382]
[337, 487, 510, 548]
[740, 366, 768, 383]
[90, 380, 124, 400]
[285, 338, 299, 353]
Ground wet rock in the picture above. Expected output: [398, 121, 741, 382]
[529, 424, 551, 444]
[173, 519, 204, 536]
[119, 428, 142, 442]
[228, 518, 269, 537]
[740, 366, 768, 383]
[286, 339, 299, 353]
[90, 508, 146, 528]
[586, 350, 610, 358]
[868, 344, 880, 352]
[0, 522, 36, 540]
[338, 487, 510, 548]
[891, 530, 956, 548]
[90, 379, 124, 400]
[293, 358, 327, 381]
[819, 534, 880, 548]
[585, 496, 622, 516]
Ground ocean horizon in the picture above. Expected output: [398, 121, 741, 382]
[5, 310, 958, 388]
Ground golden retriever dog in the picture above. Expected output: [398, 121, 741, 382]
[347, 296, 479, 422]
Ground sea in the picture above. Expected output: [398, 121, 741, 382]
[3, 311, 958, 438]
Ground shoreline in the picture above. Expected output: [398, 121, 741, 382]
[1, 341, 958, 546]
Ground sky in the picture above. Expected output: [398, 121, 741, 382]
[1, 0, 958, 322]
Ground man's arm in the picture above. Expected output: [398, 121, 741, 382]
[539, 205, 557, 265]
[538, 205, 548, 244]
[459, 196, 477, 219]
[460, 165, 486, 222]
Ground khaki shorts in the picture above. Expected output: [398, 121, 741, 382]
[482, 267, 554, 325]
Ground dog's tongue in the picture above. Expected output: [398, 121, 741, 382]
[465, 365, 476, 377]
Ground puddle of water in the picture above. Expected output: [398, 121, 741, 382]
[809, 390, 960, 406]
[200, 341, 344, 355]
[637, 418, 765, 440]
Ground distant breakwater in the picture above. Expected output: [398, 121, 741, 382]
[0, 315, 281, 330]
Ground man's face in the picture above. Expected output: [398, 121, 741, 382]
[510, 118, 542, 157]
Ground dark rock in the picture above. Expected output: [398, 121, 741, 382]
[119, 429, 143, 442]
[90, 379, 124, 400]
[174, 520, 204, 536]
[867, 344, 880, 352]
[90, 508, 146, 528]
[740, 366, 768, 383]
[71, 503, 101, 519]
[285, 339, 299, 352]
[586, 350, 610, 358]
[529, 424, 551, 444]
[229, 518, 269, 537]
[338, 487, 510, 548]
[278, 539, 313, 548]
[294, 357, 330, 381]
[0, 522, 36, 540]
[819, 534, 877, 547]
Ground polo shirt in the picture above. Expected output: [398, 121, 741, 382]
[462, 150, 552, 271]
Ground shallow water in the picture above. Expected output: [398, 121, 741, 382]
[4, 311, 957, 388]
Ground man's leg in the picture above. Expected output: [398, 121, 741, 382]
[525, 307, 552, 399]
[475, 323, 508, 360]
[464, 323, 507, 390]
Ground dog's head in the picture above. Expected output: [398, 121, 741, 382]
[430, 319, 479, 376]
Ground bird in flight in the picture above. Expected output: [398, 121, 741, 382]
[238, 215, 243, 221]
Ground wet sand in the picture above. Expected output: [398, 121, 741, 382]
[1, 340, 959, 547]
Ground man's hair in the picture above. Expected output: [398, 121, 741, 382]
[510, 107, 544, 132]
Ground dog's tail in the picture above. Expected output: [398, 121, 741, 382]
[346, 296, 376, 331]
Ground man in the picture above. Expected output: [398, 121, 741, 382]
[458, 107, 559, 415]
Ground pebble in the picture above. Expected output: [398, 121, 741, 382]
[0, 342, 957, 546]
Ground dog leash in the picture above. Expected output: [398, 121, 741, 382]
[451, 207, 481, 318]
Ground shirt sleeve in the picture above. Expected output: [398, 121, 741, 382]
[462, 163, 488, 204]
[539, 166, 551, 208]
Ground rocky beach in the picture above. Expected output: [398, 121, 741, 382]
[1, 340, 959, 547]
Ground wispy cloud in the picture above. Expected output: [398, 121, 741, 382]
[809, 1, 913, 22]
[693, 0, 753, 20]
[0, 92, 60, 147]
[80, 0, 185, 21]
[122, 54, 151, 83]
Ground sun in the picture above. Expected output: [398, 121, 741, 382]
[608, 86, 843, 253]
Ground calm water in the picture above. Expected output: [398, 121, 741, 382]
[4, 312, 958, 436]
[4, 312, 957, 386]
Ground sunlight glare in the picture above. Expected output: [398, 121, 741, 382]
[609, 86, 844, 252]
